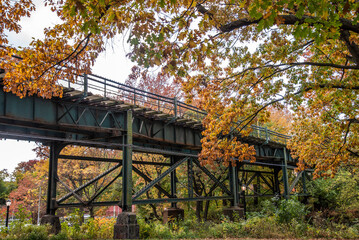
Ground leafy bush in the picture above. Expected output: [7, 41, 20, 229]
[275, 196, 308, 224]
[308, 170, 359, 212]
[4, 224, 49, 240]
[243, 215, 287, 238]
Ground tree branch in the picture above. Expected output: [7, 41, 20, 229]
[219, 14, 359, 34]
[340, 30, 359, 65]
[347, 149, 359, 158]
[282, 61, 359, 70]
[35, 33, 92, 81]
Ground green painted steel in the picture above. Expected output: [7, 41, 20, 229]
[282, 147, 290, 199]
[0, 71, 312, 220]
[122, 110, 133, 211]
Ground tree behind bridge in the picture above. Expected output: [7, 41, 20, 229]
[0, 0, 358, 176]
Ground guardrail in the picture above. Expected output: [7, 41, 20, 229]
[59, 74, 291, 145]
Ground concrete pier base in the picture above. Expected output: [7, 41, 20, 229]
[40, 215, 61, 234]
[113, 212, 139, 239]
[163, 207, 184, 223]
[223, 206, 244, 221]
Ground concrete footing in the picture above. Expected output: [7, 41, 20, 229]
[163, 207, 184, 223]
[40, 215, 61, 234]
[113, 212, 139, 239]
[223, 206, 244, 221]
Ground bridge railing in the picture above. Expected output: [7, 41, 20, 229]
[59, 74, 206, 120]
[58, 74, 291, 145]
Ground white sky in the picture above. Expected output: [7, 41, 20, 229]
[1, 0, 134, 173]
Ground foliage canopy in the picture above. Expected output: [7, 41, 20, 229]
[0, 0, 358, 176]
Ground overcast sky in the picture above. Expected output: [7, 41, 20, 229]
[1, 0, 134, 173]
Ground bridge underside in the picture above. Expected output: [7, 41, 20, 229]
[0, 85, 310, 238]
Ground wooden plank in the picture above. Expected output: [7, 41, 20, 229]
[118, 104, 131, 109]
[65, 90, 83, 97]
[85, 95, 103, 101]
[155, 113, 170, 118]
[102, 100, 118, 106]
[145, 110, 157, 115]
[185, 120, 197, 125]
[176, 118, 188, 123]
[62, 87, 75, 93]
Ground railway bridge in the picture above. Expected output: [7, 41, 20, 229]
[0, 72, 310, 238]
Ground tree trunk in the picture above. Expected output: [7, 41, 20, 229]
[196, 201, 202, 222]
[204, 200, 210, 221]
[89, 207, 94, 218]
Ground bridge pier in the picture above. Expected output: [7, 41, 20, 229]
[114, 110, 139, 239]
[223, 164, 244, 220]
[41, 142, 65, 234]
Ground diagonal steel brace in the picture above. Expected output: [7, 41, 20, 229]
[57, 163, 121, 203]
[133, 157, 189, 200]
[192, 159, 232, 196]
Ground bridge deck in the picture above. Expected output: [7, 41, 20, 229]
[0, 73, 293, 164]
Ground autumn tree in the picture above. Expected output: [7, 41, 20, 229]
[125, 66, 181, 98]
[1, 0, 358, 176]
[125, 0, 359, 176]
[264, 107, 293, 135]
[7, 159, 45, 222]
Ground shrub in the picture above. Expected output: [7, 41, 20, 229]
[5, 224, 49, 240]
[243, 215, 287, 238]
[275, 196, 308, 224]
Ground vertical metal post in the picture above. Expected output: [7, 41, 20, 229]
[46, 142, 61, 215]
[254, 174, 260, 205]
[187, 158, 193, 198]
[122, 110, 133, 212]
[174, 97, 177, 118]
[282, 148, 289, 199]
[170, 156, 177, 208]
[5, 205, 9, 228]
[83, 74, 88, 97]
[229, 164, 239, 206]
[242, 189, 246, 218]
[104, 79, 107, 97]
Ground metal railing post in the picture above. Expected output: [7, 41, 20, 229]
[104, 79, 107, 97]
[83, 74, 88, 97]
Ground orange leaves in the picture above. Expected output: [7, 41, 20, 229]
[199, 102, 256, 168]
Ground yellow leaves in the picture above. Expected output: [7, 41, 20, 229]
[188, 39, 196, 48]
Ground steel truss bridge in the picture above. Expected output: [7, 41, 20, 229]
[0, 72, 311, 237]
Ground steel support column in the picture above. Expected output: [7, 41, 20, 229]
[170, 156, 177, 208]
[42, 142, 64, 234]
[46, 142, 63, 215]
[122, 110, 133, 212]
[229, 165, 239, 206]
[282, 148, 289, 199]
[114, 110, 139, 239]
[187, 158, 193, 198]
